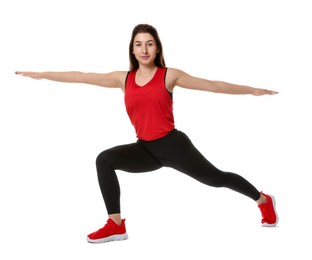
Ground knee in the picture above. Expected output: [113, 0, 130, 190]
[96, 150, 114, 169]
[200, 170, 226, 188]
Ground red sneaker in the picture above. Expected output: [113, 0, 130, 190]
[87, 218, 128, 243]
[258, 192, 278, 227]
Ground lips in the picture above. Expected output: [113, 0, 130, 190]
[141, 56, 150, 60]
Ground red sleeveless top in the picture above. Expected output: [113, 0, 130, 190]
[124, 67, 175, 141]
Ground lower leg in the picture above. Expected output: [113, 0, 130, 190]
[96, 144, 162, 227]
[207, 170, 262, 201]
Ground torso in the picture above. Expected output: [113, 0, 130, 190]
[124, 67, 175, 141]
[121, 67, 176, 93]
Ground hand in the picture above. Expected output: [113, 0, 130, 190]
[253, 88, 279, 96]
[15, 71, 42, 80]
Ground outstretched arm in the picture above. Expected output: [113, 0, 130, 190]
[167, 68, 278, 96]
[15, 71, 128, 89]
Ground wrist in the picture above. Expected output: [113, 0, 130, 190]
[36, 72, 44, 79]
[250, 87, 261, 96]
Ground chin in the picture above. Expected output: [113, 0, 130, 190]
[140, 60, 154, 66]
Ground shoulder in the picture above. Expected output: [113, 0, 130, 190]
[110, 71, 130, 87]
[112, 70, 129, 79]
[165, 68, 187, 91]
[166, 68, 189, 81]
[166, 67, 184, 76]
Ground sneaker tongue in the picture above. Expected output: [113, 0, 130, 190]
[107, 218, 118, 225]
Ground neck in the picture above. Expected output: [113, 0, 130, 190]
[137, 65, 157, 75]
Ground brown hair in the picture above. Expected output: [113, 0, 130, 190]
[129, 24, 166, 71]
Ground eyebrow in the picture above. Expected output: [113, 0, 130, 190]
[134, 40, 154, 44]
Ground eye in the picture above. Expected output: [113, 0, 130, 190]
[135, 43, 141, 47]
[148, 43, 154, 47]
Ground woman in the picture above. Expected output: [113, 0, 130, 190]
[16, 24, 278, 243]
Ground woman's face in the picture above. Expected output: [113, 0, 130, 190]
[132, 33, 158, 67]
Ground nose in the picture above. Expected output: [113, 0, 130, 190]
[142, 45, 147, 54]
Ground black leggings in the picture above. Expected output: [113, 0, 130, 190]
[96, 129, 261, 214]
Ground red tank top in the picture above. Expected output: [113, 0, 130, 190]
[124, 67, 175, 141]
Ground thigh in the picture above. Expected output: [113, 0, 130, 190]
[166, 131, 220, 175]
[140, 130, 221, 181]
[97, 142, 163, 173]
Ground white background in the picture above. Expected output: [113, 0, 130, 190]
[1, 0, 311, 259]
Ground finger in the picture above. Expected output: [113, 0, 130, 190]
[268, 90, 279, 95]
[15, 71, 27, 76]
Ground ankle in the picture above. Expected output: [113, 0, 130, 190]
[256, 193, 267, 205]
[109, 214, 122, 225]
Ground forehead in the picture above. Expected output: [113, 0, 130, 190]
[134, 32, 155, 42]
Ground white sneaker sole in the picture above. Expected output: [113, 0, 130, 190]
[87, 233, 128, 243]
[262, 195, 279, 227]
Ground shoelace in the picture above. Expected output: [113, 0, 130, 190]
[95, 220, 114, 233]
